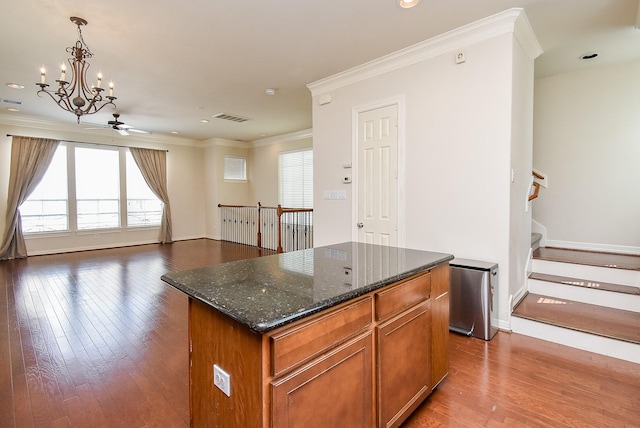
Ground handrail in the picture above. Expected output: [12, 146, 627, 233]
[528, 181, 540, 201]
[532, 170, 544, 180]
[528, 170, 544, 202]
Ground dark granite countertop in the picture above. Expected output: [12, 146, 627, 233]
[161, 241, 453, 334]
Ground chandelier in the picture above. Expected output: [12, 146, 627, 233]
[36, 17, 116, 123]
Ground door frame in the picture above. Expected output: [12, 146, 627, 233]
[351, 95, 406, 248]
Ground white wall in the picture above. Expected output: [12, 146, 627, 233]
[0, 120, 206, 255]
[533, 59, 640, 254]
[249, 131, 313, 206]
[203, 132, 313, 239]
[309, 9, 540, 328]
[203, 140, 252, 239]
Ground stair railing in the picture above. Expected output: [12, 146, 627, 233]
[529, 170, 545, 202]
[218, 203, 313, 253]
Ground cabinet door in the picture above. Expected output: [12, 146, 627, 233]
[377, 300, 431, 428]
[271, 333, 374, 428]
[430, 263, 450, 390]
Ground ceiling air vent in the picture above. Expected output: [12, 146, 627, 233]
[212, 112, 251, 123]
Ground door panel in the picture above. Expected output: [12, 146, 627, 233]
[357, 104, 398, 246]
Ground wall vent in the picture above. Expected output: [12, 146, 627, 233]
[2, 99, 22, 105]
[212, 112, 251, 123]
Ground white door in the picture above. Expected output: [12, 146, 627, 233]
[357, 104, 398, 246]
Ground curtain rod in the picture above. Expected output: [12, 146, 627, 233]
[5, 134, 169, 152]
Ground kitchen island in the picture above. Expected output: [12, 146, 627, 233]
[161, 241, 453, 428]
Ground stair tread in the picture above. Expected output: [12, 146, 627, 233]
[528, 272, 640, 295]
[513, 293, 640, 344]
[533, 247, 640, 271]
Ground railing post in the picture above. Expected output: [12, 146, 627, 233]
[277, 204, 283, 254]
[257, 202, 262, 249]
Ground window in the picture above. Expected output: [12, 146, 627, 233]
[279, 149, 313, 208]
[21, 144, 162, 234]
[126, 152, 163, 227]
[20, 145, 68, 233]
[76, 147, 120, 230]
[224, 156, 247, 181]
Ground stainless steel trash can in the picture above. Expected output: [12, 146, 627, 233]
[449, 258, 498, 340]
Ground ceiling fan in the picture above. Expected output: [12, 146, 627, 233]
[85, 113, 152, 136]
[107, 113, 152, 136]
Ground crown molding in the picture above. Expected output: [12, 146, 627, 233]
[250, 128, 313, 148]
[203, 137, 252, 149]
[0, 113, 200, 148]
[513, 9, 543, 60]
[307, 8, 540, 96]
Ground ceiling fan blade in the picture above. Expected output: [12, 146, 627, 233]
[118, 124, 134, 129]
[117, 129, 130, 136]
[128, 128, 153, 135]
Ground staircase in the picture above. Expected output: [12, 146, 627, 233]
[511, 243, 640, 364]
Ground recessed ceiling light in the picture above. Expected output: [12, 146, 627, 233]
[6, 83, 25, 89]
[580, 52, 599, 60]
[170, 130, 180, 134]
[200, 119, 209, 123]
[265, 88, 276, 96]
[6, 107, 20, 112]
[398, 0, 420, 8]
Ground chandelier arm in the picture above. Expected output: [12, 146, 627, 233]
[36, 86, 74, 112]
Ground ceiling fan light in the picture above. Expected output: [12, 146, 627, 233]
[399, 0, 420, 9]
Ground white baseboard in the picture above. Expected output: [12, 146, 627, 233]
[27, 239, 160, 256]
[173, 234, 208, 242]
[511, 285, 528, 310]
[545, 239, 640, 256]
[531, 220, 547, 247]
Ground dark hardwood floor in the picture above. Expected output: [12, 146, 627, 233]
[1, 239, 639, 427]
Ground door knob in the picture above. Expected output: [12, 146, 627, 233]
[357, 222, 364, 228]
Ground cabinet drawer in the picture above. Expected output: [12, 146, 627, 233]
[271, 297, 372, 376]
[375, 273, 431, 321]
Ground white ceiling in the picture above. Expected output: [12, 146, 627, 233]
[1, 0, 639, 143]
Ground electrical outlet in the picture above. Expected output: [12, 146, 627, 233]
[213, 364, 231, 397]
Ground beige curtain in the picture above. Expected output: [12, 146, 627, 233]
[129, 147, 172, 243]
[0, 136, 60, 260]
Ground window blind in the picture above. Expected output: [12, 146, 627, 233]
[278, 149, 313, 208]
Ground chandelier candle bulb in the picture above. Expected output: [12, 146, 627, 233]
[60, 64, 66, 81]
[40, 67, 46, 84]
[97, 72, 102, 88]
[109, 82, 114, 97]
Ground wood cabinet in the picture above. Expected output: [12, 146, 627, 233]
[377, 300, 431, 427]
[430, 263, 450, 390]
[272, 332, 374, 428]
[187, 265, 449, 427]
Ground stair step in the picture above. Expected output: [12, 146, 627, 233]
[512, 293, 640, 345]
[510, 316, 640, 364]
[533, 247, 640, 270]
[531, 258, 640, 287]
[528, 273, 640, 312]
[529, 272, 640, 295]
